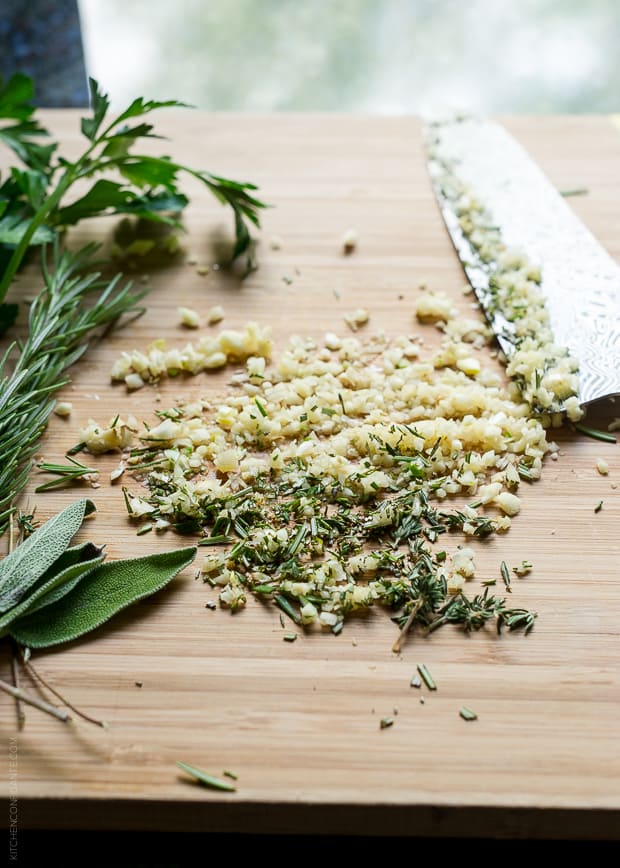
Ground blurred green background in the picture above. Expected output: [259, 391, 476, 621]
[78, 0, 620, 112]
[2, 0, 619, 112]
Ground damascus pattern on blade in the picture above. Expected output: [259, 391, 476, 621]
[426, 117, 620, 406]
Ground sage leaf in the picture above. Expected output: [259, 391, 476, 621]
[9, 546, 196, 648]
[176, 761, 236, 792]
[0, 542, 105, 636]
[0, 498, 95, 611]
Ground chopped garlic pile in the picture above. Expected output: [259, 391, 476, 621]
[427, 123, 582, 420]
[111, 322, 272, 390]
[118, 322, 552, 632]
[80, 416, 137, 454]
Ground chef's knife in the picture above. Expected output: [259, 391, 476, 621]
[425, 116, 620, 407]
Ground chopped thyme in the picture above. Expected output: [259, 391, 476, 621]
[594, 500, 603, 513]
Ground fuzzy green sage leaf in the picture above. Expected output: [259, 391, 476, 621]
[0, 498, 95, 611]
[9, 545, 196, 648]
[0, 542, 104, 636]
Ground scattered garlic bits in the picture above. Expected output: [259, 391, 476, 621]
[111, 322, 272, 390]
[427, 123, 582, 421]
[414, 291, 457, 325]
[80, 416, 137, 454]
[121, 325, 549, 635]
[54, 401, 73, 418]
[344, 308, 369, 332]
[596, 458, 609, 476]
[178, 306, 200, 328]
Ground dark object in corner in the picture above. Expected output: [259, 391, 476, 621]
[0, 0, 88, 106]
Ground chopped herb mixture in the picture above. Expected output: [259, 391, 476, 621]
[114, 321, 543, 648]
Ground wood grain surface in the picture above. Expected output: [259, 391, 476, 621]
[1, 112, 619, 841]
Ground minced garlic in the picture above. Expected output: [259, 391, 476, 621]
[596, 458, 609, 476]
[427, 124, 583, 419]
[110, 322, 272, 389]
[207, 305, 225, 325]
[117, 322, 549, 633]
[80, 416, 137, 454]
[54, 401, 73, 417]
[344, 308, 369, 332]
[178, 306, 200, 328]
[414, 291, 457, 324]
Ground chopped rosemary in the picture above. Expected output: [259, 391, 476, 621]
[118, 332, 543, 651]
[594, 500, 603, 513]
[176, 761, 236, 792]
[417, 663, 437, 691]
[459, 706, 478, 721]
[500, 560, 511, 592]
[198, 534, 233, 546]
[559, 187, 589, 197]
[573, 423, 617, 444]
[35, 457, 98, 492]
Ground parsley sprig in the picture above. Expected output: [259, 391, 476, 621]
[0, 73, 266, 331]
[0, 74, 266, 530]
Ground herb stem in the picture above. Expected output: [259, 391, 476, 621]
[0, 676, 71, 723]
[10, 641, 25, 729]
[22, 658, 108, 728]
[392, 597, 424, 653]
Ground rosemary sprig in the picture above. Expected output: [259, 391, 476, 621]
[35, 456, 98, 492]
[0, 244, 145, 532]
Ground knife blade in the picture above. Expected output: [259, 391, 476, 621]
[424, 116, 620, 408]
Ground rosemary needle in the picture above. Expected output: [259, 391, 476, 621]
[459, 706, 478, 721]
[176, 761, 236, 792]
[417, 663, 437, 691]
[35, 457, 98, 492]
[573, 423, 617, 444]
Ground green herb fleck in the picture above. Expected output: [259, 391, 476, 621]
[417, 663, 437, 691]
[176, 761, 236, 792]
[500, 560, 511, 592]
[574, 424, 616, 444]
[459, 705, 478, 721]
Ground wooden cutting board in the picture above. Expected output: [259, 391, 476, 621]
[1, 112, 619, 841]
